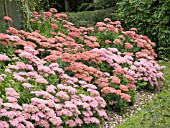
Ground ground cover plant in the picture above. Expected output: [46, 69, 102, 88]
[0, 9, 166, 127]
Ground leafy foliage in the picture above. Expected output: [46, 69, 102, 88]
[78, 0, 117, 11]
[67, 7, 115, 27]
[115, 0, 170, 59]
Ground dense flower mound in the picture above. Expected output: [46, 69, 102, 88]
[0, 9, 165, 127]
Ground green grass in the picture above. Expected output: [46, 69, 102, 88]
[116, 61, 170, 128]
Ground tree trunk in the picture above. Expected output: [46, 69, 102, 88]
[64, 0, 70, 12]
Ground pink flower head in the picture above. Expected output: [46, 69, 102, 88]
[22, 83, 32, 89]
[0, 75, 4, 81]
[43, 11, 52, 17]
[3, 16, 13, 22]
[0, 54, 10, 61]
[120, 93, 131, 102]
[104, 18, 111, 22]
[129, 27, 137, 31]
[49, 8, 58, 13]
[51, 24, 58, 30]
[125, 42, 133, 49]
[96, 22, 106, 27]
[46, 85, 56, 93]
[98, 27, 106, 31]
[0, 121, 9, 128]
[36, 77, 48, 84]
[6, 96, 18, 103]
[75, 118, 83, 126]
[65, 120, 76, 127]
[108, 48, 118, 53]
[6, 88, 20, 99]
[110, 76, 121, 84]
[66, 86, 78, 95]
[127, 83, 136, 90]
[105, 40, 111, 44]
[33, 11, 39, 17]
[119, 85, 129, 92]
[56, 91, 70, 100]
[90, 117, 100, 124]
[113, 39, 123, 45]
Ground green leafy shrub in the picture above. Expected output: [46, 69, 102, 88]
[114, 0, 170, 59]
[78, 0, 117, 11]
[67, 7, 115, 27]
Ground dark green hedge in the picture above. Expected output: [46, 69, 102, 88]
[114, 0, 170, 60]
[67, 7, 115, 27]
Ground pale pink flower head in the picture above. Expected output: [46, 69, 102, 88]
[75, 118, 83, 126]
[56, 91, 70, 100]
[61, 109, 73, 117]
[46, 85, 56, 93]
[65, 120, 76, 127]
[36, 77, 48, 84]
[0, 54, 10, 61]
[90, 117, 100, 124]
[67, 86, 78, 95]
[79, 80, 87, 85]
[3, 16, 13, 22]
[97, 109, 108, 119]
[108, 48, 118, 53]
[6, 96, 18, 103]
[22, 83, 32, 89]
[6, 88, 20, 99]
[16, 62, 26, 69]
[0, 121, 9, 128]
[83, 117, 91, 124]
[0, 75, 4, 81]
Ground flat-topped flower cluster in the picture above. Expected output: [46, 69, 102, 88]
[0, 8, 165, 128]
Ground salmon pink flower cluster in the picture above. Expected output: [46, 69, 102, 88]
[0, 9, 165, 127]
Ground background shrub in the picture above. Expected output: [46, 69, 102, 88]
[114, 0, 170, 60]
[67, 7, 115, 27]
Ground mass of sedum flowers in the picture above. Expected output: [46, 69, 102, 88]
[0, 8, 166, 128]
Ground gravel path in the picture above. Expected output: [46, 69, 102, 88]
[101, 90, 157, 128]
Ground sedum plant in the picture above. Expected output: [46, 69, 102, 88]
[0, 8, 166, 127]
